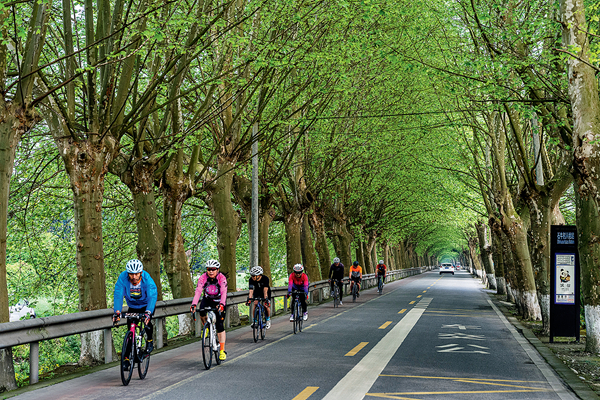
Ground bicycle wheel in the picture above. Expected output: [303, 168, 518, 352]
[378, 277, 383, 294]
[253, 306, 259, 343]
[120, 331, 134, 386]
[213, 326, 221, 365]
[137, 329, 151, 380]
[292, 299, 298, 334]
[334, 286, 339, 308]
[201, 322, 212, 369]
[298, 301, 303, 332]
[352, 284, 357, 302]
[260, 305, 266, 340]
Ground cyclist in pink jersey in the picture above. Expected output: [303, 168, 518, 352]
[190, 259, 228, 360]
[288, 263, 309, 321]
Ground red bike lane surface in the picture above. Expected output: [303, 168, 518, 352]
[10, 277, 415, 400]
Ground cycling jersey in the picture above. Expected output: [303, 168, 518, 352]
[377, 264, 387, 276]
[288, 272, 309, 294]
[192, 272, 228, 306]
[350, 265, 362, 280]
[113, 271, 158, 313]
[249, 275, 271, 299]
[329, 263, 345, 280]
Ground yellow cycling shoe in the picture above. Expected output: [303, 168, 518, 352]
[219, 350, 227, 361]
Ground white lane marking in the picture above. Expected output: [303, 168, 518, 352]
[436, 343, 490, 354]
[322, 297, 432, 400]
[488, 299, 577, 400]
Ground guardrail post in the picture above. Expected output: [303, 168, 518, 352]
[284, 295, 287, 313]
[29, 342, 39, 384]
[104, 328, 112, 363]
[156, 318, 164, 349]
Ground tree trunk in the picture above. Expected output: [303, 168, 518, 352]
[476, 222, 497, 290]
[490, 228, 507, 295]
[284, 210, 303, 275]
[356, 242, 365, 271]
[57, 138, 117, 365]
[331, 215, 353, 276]
[259, 208, 275, 279]
[301, 214, 320, 282]
[162, 169, 194, 299]
[308, 210, 330, 279]
[527, 191, 553, 334]
[0, 109, 32, 390]
[206, 160, 241, 291]
[365, 233, 376, 274]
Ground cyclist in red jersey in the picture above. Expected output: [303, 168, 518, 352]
[288, 264, 309, 321]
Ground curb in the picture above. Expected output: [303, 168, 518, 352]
[488, 292, 600, 400]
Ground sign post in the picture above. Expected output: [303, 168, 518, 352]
[550, 225, 580, 343]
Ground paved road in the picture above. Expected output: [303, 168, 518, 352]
[13, 271, 577, 400]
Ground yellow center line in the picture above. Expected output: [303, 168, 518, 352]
[416, 295, 422, 298]
[409, 301, 415, 304]
[379, 321, 393, 329]
[398, 309, 406, 314]
[427, 287, 431, 289]
[292, 386, 319, 400]
[379, 374, 545, 383]
[422, 290, 427, 293]
[366, 389, 547, 398]
[345, 342, 369, 356]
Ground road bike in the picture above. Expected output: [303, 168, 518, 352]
[351, 280, 359, 302]
[290, 290, 305, 334]
[115, 313, 151, 386]
[330, 280, 341, 308]
[250, 298, 267, 342]
[377, 275, 385, 294]
[193, 307, 221, 370]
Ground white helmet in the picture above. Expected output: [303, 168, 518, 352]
[378, 260, 384, 264]
[250, 266, 263, 276]
[205, 259, 221, 269]
[126, 259, 143, 273]
[333, 257, 340, 263]
[293, 264, 304, 272]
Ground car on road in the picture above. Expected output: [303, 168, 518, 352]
[439, 263, 455, 275]
[455, 263, 461, 271]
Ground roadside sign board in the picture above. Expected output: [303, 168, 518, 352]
[550, 225, 580, 342]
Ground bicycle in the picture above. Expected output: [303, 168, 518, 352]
[114, 313, 151, 386]
[330, 280, 341, 308]
[290, 290, 305, 334]
[250, 298, 267, 342]
[377, 275, 384, 294]
[193, 307, 221, 370]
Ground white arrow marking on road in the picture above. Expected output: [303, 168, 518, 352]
[441, 324, 481, 330]
[438, 333, 485, 340]
[436, 343, 489, 354]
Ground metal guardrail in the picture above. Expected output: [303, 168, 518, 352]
[0, 266, 430, 385]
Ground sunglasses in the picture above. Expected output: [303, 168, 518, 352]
[294, 271, 302, 274]
[207, 267, 219, 272]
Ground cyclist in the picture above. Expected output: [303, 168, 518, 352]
[113, 259, 158, 361]
[246, 266, 272, 329]
[376, 260, 387, 292]
[288, 263, 309, 321]
[190, 259, 228, 361]
[328, 257, 345, 305]
[349, 261, 362, 297]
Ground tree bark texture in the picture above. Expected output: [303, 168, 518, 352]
[476, 222, 496, 290]
[308, 210, 330, 279]
[206, 161, 242, 291]
[561, 0, 600, 353]
[162, 167, 194, 299]
[284, 210, 303, 275]
[301, 214, 321, 281]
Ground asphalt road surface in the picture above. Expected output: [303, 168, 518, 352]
[13, 271, 578, 400]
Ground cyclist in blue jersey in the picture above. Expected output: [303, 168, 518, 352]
[113, 259, 158, 354]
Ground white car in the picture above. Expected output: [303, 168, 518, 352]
[9, 300, 36, 322]
[439, 263, 455, 275]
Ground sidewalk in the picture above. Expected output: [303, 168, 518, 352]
[487, 290, 599, 400]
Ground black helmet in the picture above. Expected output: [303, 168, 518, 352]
[353, 261, 359, 266]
